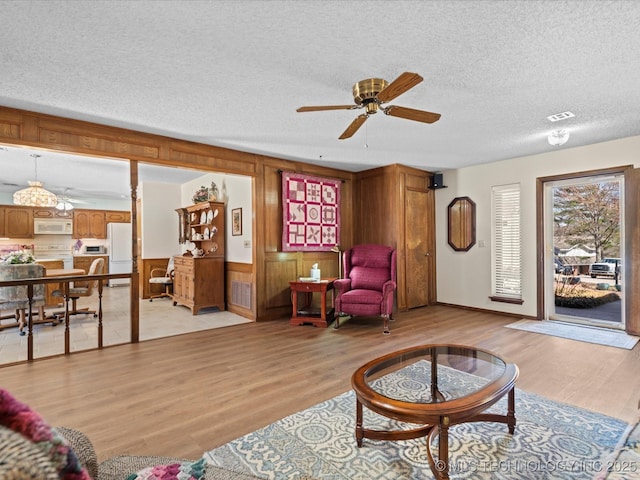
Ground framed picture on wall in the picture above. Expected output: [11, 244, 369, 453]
[232, 208, 242, 236]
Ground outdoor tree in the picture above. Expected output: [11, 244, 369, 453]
[553, 181, 620, 261]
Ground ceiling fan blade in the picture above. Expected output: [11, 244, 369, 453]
[297, 105, 357, 112]
[384, 105, 441, 124]
[339, 114, 368, 139]
[376, 72, 423, 103]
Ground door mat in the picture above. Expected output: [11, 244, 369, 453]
[505, 319, 639, 350]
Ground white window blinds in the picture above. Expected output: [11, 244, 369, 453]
[491, 184, 522, 301]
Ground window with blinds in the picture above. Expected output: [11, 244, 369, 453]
[491, 184, 523, 303]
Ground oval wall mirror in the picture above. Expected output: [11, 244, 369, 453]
[448, 196, 476, 251]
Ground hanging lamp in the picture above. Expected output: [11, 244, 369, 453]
[13, 154, 58, 207]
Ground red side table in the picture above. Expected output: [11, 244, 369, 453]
[289, 278, 336, 327]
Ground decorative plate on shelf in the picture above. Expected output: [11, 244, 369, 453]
[207, 210, 214, 223]
[211, 242, 218, 252]
[213, 208, 219, 218]
[200, 211, 207, 224]
[204, 227, 210, 239]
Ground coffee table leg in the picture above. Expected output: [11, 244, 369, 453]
[507, 387, 516, 434]
[355, 398, 364, 447]
[438, 416, 450, 480]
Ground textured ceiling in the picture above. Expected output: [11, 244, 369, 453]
[1, 0, 640, 200]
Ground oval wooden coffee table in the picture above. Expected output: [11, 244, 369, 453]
[351, 344, 519, 479]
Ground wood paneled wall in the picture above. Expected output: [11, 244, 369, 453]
[354, 165, 437, 312]
[256, 161, 354, 320]
[0, 106, 356, 324]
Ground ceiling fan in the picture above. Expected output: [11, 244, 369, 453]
[54, 188, 90, 211]
[296, 72, 441, 139]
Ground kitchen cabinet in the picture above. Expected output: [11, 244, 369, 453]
[73, 210, 106, 239]
[73, 209, 131, 238]
[32, 207, 73, 219]
[1, 206, 34, 238]
[172, 201, 225, 314]
[105, 210, 131, 223]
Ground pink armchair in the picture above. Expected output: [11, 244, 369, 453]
[333, 244, 397, 334]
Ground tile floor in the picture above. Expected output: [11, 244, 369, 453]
[0, 286, 251, 365]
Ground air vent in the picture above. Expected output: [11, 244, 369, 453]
[547, 111, 575, 122]
[231, 281, 252, 309]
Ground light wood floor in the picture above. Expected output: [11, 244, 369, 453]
[1, 306, 639, 463]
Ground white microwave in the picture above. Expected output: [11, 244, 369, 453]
[34, 219, 73, 235]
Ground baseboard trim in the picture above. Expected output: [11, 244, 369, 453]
[434, 302, 539, 321]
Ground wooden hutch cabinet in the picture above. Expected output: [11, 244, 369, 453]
[172, 201, 225, 314]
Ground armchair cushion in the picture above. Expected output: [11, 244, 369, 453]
[349, 266, 390, 291]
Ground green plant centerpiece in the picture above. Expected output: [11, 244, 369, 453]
[1, 251, 35, 264]
[192, 186, 210, 204]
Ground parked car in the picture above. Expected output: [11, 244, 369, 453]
[561, 265, 574, 275]
[589, 258, 621, 278]
[554, 259, 574, 275]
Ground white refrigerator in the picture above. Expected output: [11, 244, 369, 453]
[107, 223, 132, 286]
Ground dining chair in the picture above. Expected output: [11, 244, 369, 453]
[52, 258, 105, 319]
[149, 256, 175, 301]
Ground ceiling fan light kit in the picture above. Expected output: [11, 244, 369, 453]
[56, 200, 74, 211]
[13, 154, 58, 207]
[297, 71, 441, 139]
[548, 129, 570, 147]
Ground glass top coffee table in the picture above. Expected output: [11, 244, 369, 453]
[351, 344, 519, 480]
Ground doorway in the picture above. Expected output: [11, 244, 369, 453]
[405, 188, 432, 309]
[543, 174, 624, 329]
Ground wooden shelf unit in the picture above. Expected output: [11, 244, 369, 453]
[172, 201, 225, 314]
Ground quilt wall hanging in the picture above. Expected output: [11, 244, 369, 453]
[282, 171, 341, 252]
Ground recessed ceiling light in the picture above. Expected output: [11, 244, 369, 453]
[547, 111, 575, 122]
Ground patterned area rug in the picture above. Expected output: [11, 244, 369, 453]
[505, 320, 639, 350]
[204, 361, 633, 479]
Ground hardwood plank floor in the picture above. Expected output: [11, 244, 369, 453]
[1, 305, 639, 463]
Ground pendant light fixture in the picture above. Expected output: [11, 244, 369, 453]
[13, 154, 58, 207]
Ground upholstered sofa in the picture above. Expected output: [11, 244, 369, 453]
[0, 424, 266, 480]
[0, 388, 316, 480]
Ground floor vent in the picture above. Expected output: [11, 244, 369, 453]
[231, 281, 252, 309]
